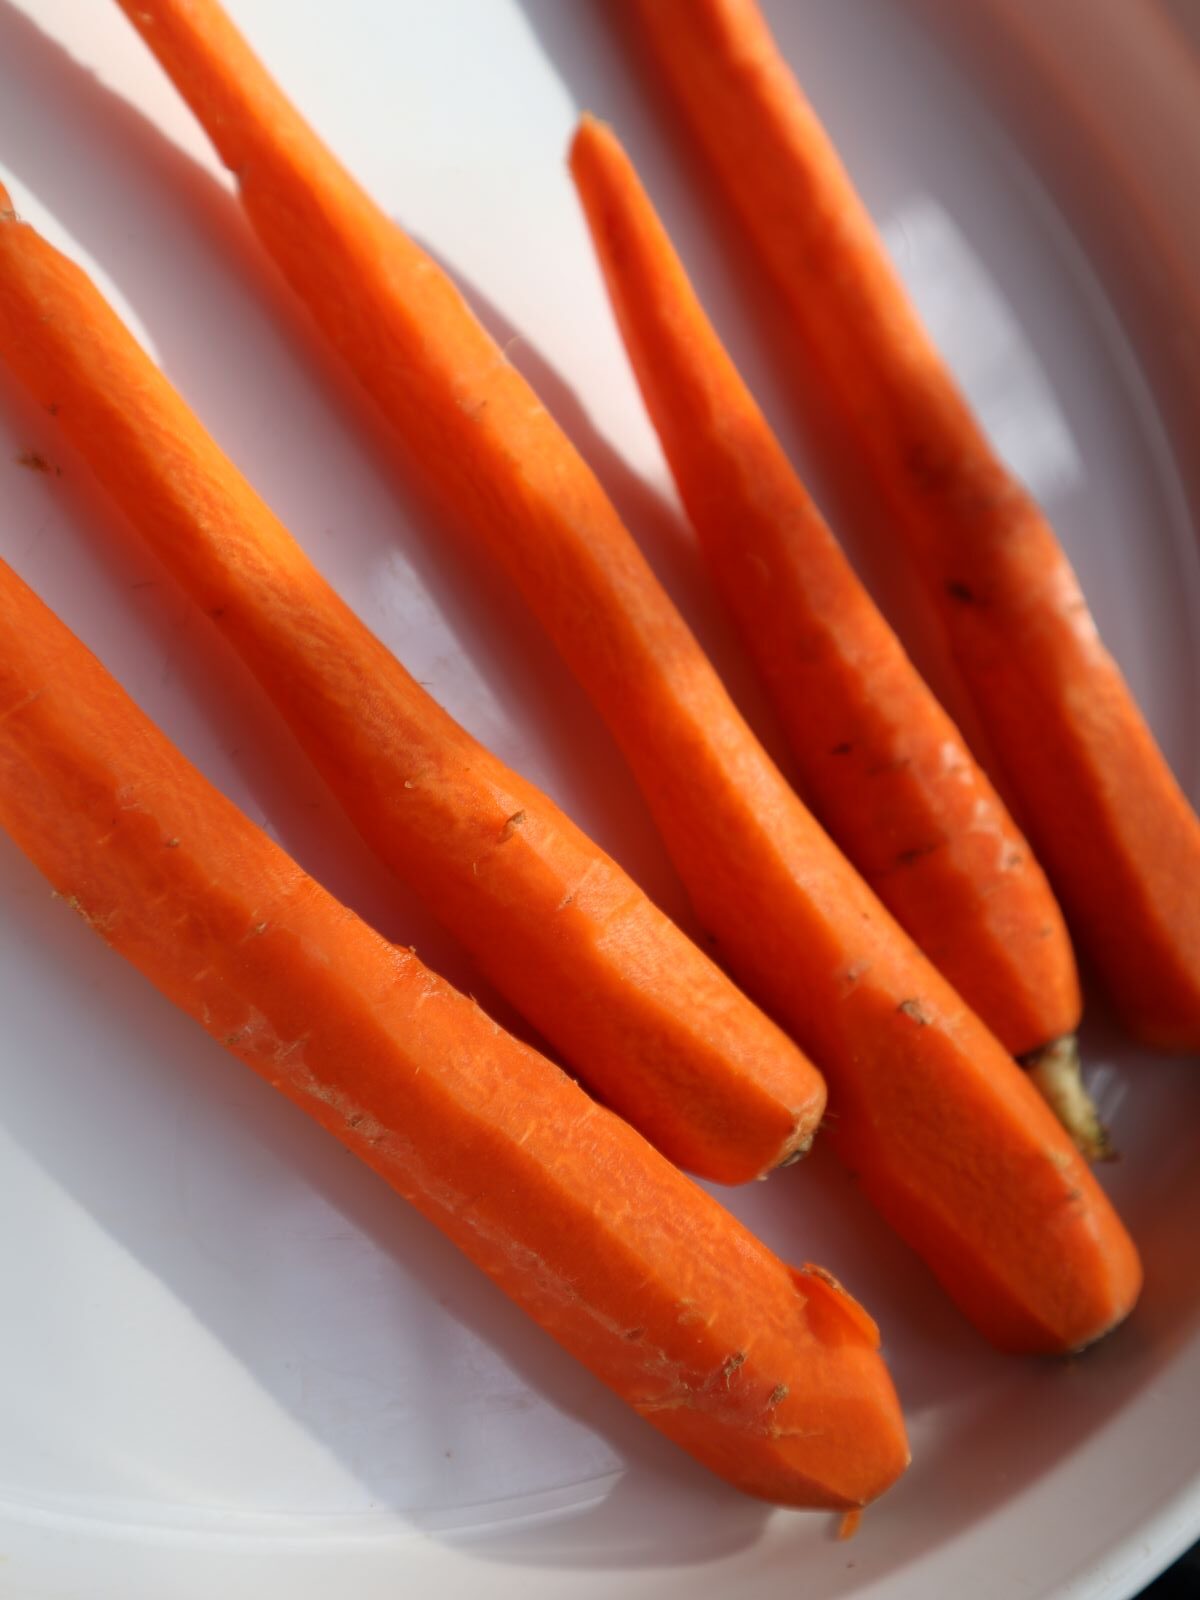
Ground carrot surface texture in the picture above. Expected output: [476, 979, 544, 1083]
[629, 0, 1200, 1053]
[0, 185, 827, 1189]
[112, 0, 1142, 1352]
[569, 115, 1081, 1067]
[0, 556, 910, 1511]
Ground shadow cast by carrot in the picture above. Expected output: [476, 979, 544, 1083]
[0, 0, 681, 916]
[0, 821, 768, 1547]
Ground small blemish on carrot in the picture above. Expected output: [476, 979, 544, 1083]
[945, 580, 975, 604]
[720, 1350, 746, 1386]
[897, 998, 931, 1026]
[16, 450, 50, 473]
[896, 842, 937, 866]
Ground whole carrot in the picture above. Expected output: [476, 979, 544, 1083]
[629, 0, 1200, 1052]
[0, 182, 826, 1189]
[0, 553, 909, 1510]
[112, 0, 1142, 1350]
[569, 115, 1081, 1070]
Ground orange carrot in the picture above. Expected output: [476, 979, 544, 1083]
[629, 0, 1200, 1052]
[112, 0, 1143, 1351]
[0, 554, 909, 1510]
[0, 182, 826, 1189]
[569, 115, 1081, 1066]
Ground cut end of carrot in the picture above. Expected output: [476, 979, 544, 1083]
[1022, 1035, 1116, 1163]
[775, 1128, 815, 1169]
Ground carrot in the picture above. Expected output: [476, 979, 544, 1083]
[0, 183, 826, 1189]
[111, 0, 1143, 1351]
[628, 0, 1200, 1052]
[0, 554, 910, 1510]
[569, 115, 1081, 1067]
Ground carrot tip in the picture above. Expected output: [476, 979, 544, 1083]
[836, 1506, 863, 1540]
[568, 113, 612, 167]
[1022, 1035, 1116, 1163]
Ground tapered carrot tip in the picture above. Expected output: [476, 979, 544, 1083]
[652, 1264, 910, 1509]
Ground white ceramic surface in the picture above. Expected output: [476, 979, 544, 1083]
[0, 3, 1197, 1597]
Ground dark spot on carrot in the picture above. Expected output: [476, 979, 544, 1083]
[897, 998, 931, 1026]
[945, 580, 975, 604]
[896, 842, 938, 866]
[16, 450, 50, 473]
[624, 1326, 645, 1341]
[830, 741, 853, 755]
[767, 1383, 789, 1406]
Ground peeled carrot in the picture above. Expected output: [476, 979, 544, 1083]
[112, 0, 1143, 1351]
[629, 0, 1200, 1052]
[0, 182, 827, 1188]
[0, 554, 909, 1510]
[569, 115, 1081, 1066]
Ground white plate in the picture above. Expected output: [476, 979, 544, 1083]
[1, 3, 1198, 1596]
